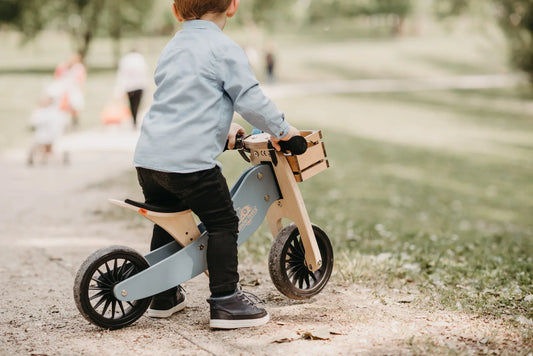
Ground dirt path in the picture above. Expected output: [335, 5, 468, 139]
[0, 125, 527, 355]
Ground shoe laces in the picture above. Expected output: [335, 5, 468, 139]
[236, 289, 265, 307]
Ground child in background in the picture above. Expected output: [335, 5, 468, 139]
[133, 0, 299, 329]
[27, 88, 69, 165]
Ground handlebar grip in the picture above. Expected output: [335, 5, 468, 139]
[278, 136, 307, 155]
[224, 134, 244, 151]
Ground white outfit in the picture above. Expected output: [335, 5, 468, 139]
[115, 52, 148, 94]
[30, 106, 68, 145]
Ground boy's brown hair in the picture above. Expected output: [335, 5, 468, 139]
[174, 0, 232, 20]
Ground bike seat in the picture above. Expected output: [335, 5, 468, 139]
[124, 199, 185, 214]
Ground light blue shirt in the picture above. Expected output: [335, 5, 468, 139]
[134, 20, 290, 173]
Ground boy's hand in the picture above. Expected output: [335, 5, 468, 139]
[271, 126, 300, 151]
[227, 123, 246, 150]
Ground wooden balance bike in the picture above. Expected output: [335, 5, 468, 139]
[73, 130, 333, 329]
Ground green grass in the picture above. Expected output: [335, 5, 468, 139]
[267, 89, 532, 321]
[353, 89, 533, 132]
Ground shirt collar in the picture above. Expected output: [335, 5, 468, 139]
[182, 20, 222, 32]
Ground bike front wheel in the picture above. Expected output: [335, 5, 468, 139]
[268, 224, 333, 300]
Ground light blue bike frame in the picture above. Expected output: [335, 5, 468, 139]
[113, 164, 280, 302]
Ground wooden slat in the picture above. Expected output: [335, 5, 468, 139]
[287, 142, 326, 172]
[294, 160, 329, 182]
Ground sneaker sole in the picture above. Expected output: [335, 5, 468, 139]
[147, 299, 186, 318]
[210, 314, 269, 329]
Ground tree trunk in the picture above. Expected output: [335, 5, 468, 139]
[77, 0, 106, 60]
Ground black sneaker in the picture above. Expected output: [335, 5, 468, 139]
[147, 286, 186, 318]
[207, 289, 269, 329]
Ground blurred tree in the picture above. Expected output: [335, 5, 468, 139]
[494, 0, 533, 82]
[373, 0, 414, 35]
[0, 0, 50, 40]
[0, 0, 20, 24]
[61, 0, 107, 59]
[237, 0, 294, 28]
[0, 0, 152, 63]
[434, 0, 533, 83]
[307, 0, 414, 35]
[432, 0, 470, 17]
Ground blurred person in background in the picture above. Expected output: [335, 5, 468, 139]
[265, 45, 276, 83]
[27, 84, 70, 166]
[54, 53, 86, 128]
[114, 49, 149, 128]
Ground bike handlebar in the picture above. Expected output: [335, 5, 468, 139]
[225, 134, 308, 155]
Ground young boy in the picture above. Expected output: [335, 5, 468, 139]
[133, 0, 299, 329]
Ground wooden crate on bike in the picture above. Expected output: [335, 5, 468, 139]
[286, 130, 329, 182]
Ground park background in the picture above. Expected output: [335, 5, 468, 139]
[1, 0, 532, 355]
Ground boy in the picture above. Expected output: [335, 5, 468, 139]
[133, 0, 299, 329]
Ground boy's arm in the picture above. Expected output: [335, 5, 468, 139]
[219, 45, 291, 142]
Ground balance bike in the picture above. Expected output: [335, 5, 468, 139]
[73, 130, 333, 329]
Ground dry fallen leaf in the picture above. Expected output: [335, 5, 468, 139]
[272, 332, 297, 344]
[300, 327, 331, 340]
[272, 337, 295, 344]
[240, 279, 261, 286]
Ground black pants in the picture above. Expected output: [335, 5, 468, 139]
[127, 89, 143, 126]
[136, 166, 240, 297]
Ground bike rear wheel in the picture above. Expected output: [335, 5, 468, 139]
[73, 246, 152, 329]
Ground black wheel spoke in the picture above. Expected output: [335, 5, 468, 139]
[286, 265, 298, 280]
[97, 268, 113, 285]
[90, 290, 109, 301]
[104, 262, 111, 275]
[293, 266, 304, 285]
[122, 264, 136, 279]
[291, 240, 305, 257]
[113, 259, 118, 280]
[101, 298, 111, 316]
[304, 273, 311, 288]
[287, 259, 302, 270]
[297, 238, 305, 254]
[287, 250, 300, 260]
[91, 276, 112, 288]
[298, 271, 305, 289]
[118, 300, 126, 315]
[111, 300, 116, 319]
[117, 261, 127, 280]
[93, 295, 107, 310]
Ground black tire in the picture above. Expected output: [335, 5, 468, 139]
[73, 246, 152, 330]
[268, 224, 333, 299]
